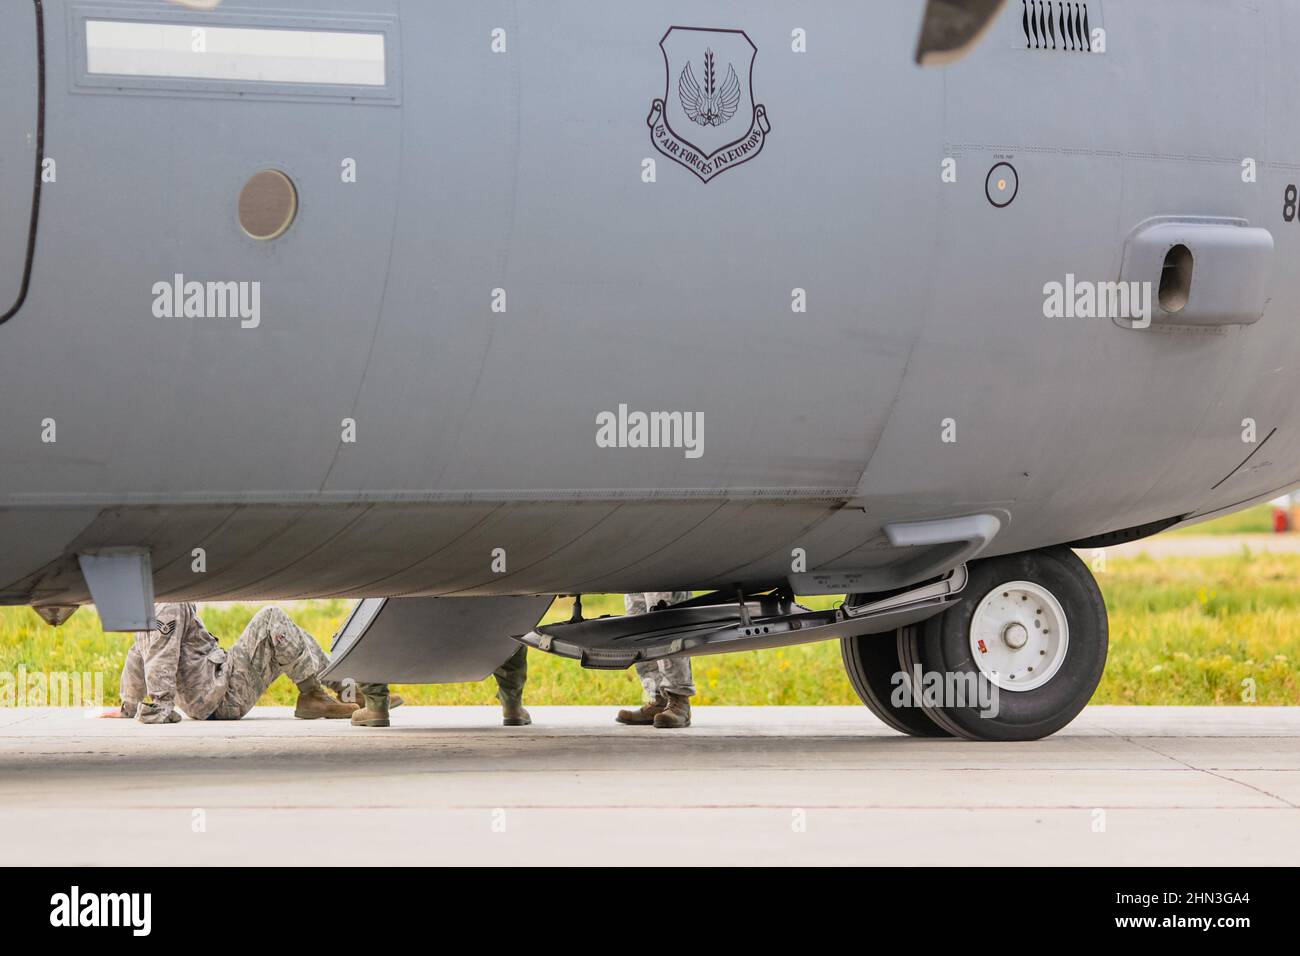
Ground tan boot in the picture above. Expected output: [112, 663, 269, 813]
[331, 683, 402, 710]
[294, 683, 357, 720]
[653, 692, 692, 729]
[351, 691, 391, 728]
[616, 693, 667, 726]
[501, 699, 532, 726]
[330, 683, 362, 709]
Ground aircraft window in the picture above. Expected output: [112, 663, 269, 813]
[1158, 244, 1194, 314]
[238, 170, 298, 241]
[84, 20, 386, 87]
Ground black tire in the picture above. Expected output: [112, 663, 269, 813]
[841, 625, 952, 737]
[898, 547, 1108, 741]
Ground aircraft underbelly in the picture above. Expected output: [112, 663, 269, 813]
[1, 499, 850, 603]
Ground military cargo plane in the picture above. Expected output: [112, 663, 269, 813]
[2, 0, 1296, 740]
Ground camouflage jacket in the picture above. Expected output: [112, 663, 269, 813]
[133, 603, 229, 721]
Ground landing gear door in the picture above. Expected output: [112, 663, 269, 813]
[0, 0, 41, 324]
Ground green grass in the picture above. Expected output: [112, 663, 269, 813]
[1, 552, 1297, 709]
[1169, 503, 1276, 535]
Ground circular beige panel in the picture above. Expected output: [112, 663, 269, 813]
[238, 170, 298, 240]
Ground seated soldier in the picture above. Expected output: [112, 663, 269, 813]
[114, 602, 358, 723]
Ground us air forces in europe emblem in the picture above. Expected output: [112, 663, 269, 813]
[647, 27, 771, 183]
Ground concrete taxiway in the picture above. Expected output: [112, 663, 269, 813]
[1, 706, 1297, 866]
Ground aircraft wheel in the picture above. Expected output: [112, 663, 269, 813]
[841, 625, 952, 737]
[898, 547, 1108, 741]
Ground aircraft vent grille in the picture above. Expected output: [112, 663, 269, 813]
[1022, 0, 1092, 52]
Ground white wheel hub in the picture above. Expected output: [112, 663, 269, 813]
[969, 581, 1069, 692]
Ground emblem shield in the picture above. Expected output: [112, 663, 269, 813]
[647, 27, 770, 183]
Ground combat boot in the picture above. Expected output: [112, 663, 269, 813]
[329, 682, 363, 708]
[501, 698, 532, 726]
[653, 692, 692, 729]
[331, 685, 404, 710]
[294, 680, 357, 720]
[616, 692, 667, 726]
[350, 691, 390, 728]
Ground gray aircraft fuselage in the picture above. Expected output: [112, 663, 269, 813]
[1, 0, 1297, 609]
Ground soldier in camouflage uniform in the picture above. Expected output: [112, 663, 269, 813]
[351, 645, 530, 728]
[616, 591, 695, 729]
[118, 602, 356, 722]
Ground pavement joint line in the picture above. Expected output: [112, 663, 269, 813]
[1192, 770, 1300, 810]
[1120, 734, 1300, 810]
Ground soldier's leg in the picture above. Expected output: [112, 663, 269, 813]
[300, 630, 330, 676]
[299, 634, 348, 701]
[493, 645, 528, 703]
[351, 681, 391, 727]
[617, 593, 665, 724]
[118, 641, 146, 718]
[652, 592, 696, 729]
[627, 591, 657, 695]
[635, 660, 664, 701]
[493, 645, 531, 726]
[617, 591, 696, 724]
[212, 607, 353, 720]
[643, 591, 693, 699]
[653, 657, 695, 729]
[656, 657, 696, 699]
[299, 640, 385, 709]
[617, 660, 669, 726]
[332, 677, 401, 708]
[209, 612, 282, 719]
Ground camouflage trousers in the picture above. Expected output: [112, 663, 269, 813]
[207, 607, 332, 720]
[355, 644, 530, 708]
[355, 681, 389, 707]
[493, 644, 529, 706]
[626, 592, 696, 700]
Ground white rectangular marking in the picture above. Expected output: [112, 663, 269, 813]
[85, 21, 386, 87]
